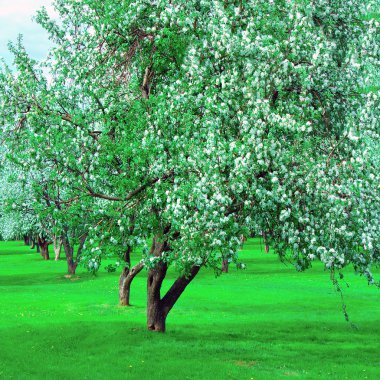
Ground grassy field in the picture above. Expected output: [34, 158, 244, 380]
[0, 240, 379, 380]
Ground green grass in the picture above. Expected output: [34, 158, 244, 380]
[0, 240, 379, 380]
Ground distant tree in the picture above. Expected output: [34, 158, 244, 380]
[0, 158, 39, 245]
[0, 146, 90, 269]
[1, 0, 379, 332]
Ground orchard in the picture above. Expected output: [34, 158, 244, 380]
[0, 1, 379, 378]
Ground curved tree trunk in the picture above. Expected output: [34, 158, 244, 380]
[119, 247, 131, 305]
[147, 263, 201, 332]
[147, 261, 168, 331]
[62, 230, 87, 275]
[119, 218, 139, 305]
[146, 235, 200, 332]
[30, 239, 35, 249]
[119, 262, 144, 306]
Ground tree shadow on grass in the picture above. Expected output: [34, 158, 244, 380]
[0, 249, 37, 256]
[1, 319, 380, 380]
[0, 271, 99, 286]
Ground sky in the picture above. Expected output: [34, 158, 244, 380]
[0, 0, 56, 65]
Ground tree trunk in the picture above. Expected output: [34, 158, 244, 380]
[145, 234, 201, 332]
[62, 237, 77, 274]
[23, 235, 30, 245]
[119, 269, 132, 306]
[37, 236, 50, 260]
[240, 234, 246, 246]
[221, 259, 229, 273]
[40, 242, 50, 260]
[119, 247, 131, 305]
[61, 231, 87, 275]
[67, 260, 77, 275]
[147, 299, 167, 332]
[263, 232, 269, 253]
[53, 236, 62, 261]
[65, 243, 77, 274]
[119, 261, 144, 306]
[147, 261, 168, 332]
[146, 235, 169, 331]
[149, 264, 201, 332]
[30, 239, 35, 249]
[119, 219, 138, 305]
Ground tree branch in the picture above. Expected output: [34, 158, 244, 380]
[161, 265, 201, 315]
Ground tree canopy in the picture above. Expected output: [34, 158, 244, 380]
[0, 0, 379, 331]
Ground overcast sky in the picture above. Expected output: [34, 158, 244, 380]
[0, 0, 56, 65]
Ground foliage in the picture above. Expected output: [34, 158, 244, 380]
[0, 0, 379, 327]
[0, 153, 39, 240]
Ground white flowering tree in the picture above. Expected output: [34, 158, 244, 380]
[1, 0, 379, 331]
[0, 108, 90, 269]
[0, 152, 40, 244]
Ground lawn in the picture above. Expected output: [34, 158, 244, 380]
[0, 239, 379, 380]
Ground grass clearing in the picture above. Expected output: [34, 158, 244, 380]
[0, 239, 379, 379]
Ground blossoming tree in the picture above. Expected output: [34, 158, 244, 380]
[1, 0, 379, 331]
